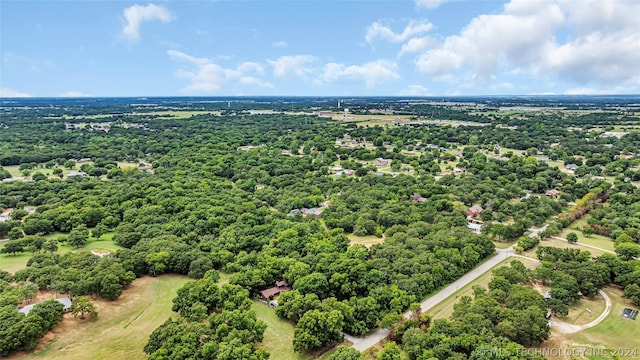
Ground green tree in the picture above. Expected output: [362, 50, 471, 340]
[68, 224, 89, 248]
[8, 227, 24, 240]
[378, 341, 402, 360]
[293, 309, 344, 352]
[615, 242, 640, 261]
[42, 239, 58, 253]
[566, 232, 578, 244]
[327, 346, 364, 360]
[71, 296, 98, 320]
[623, 284, 640, 306]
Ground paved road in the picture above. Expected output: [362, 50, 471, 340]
[348, 247, 516, 352]
[550, 289, 612, 334]
[528, 224, 549, 238]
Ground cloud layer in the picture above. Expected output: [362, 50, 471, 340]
[411, 0, 640, 90]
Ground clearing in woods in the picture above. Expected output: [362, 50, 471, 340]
[15, 275, 189, 360]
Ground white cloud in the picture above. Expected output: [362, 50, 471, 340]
[272, 41, 289, 48]
[413, 0, 640, 92]
[122, 4, 174, 41]
[399, 85, 431, 96]
[267, 55, 317, 77]
[0, 88, 31, 97]
[320, 60, 399, 88]
[365, 20, 433, 44]
[58, 91, 91, 97]
[399, 36, 433, 56]
[416, 0, 450, 9]
[167, 50, 272, 93]
[417, 0, 564, 82]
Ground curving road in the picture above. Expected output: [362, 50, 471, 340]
[550, 289, 612, 334]
[347, 247, 516, 352]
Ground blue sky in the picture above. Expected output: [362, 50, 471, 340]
[1, 0, 639, 97]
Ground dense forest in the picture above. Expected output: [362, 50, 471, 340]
[1, 97, 639, 358]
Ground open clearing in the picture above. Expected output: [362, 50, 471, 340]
[524, 238, 609, 258]
[251, 301, 311, 360]
[347, 234, 385, 248]
[540, 286, 640, 360]
[558, 218, 615, 252]
[0, 234, 121, 274]
[15, 274, 189, 360]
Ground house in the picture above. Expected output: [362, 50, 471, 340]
[302, 208, 323, 217]
[375, 158, 390, 167]
[18, 297, 72, 316]
[0, 208, 13, 223]
[564, 164, 579, 173]
[545, 189, 560, 197]
[410, 193, 427, 203]
[259, 281, 291, 300]
[467, 205, 483, 218]
[67, 171, 86, 177]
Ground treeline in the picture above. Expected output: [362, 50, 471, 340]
[384, 260, 548, 360]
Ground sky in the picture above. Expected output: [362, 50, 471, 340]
[1, 0, 639, 97]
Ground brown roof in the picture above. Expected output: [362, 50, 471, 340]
[468, 205, 483, 213]
[260, 285, 291, 299]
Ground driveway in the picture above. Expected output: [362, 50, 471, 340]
[550, 289, 612, 334]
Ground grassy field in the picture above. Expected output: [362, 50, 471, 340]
[17, 275, 189, 360]
[347, 234, 385, 248]
[0, 234, 121, 274]
[558, 219, 615, 252]
[493, 240, 518, 249]
[133, 110, 220, 119]
[531, 283, 606, 326]
[251, 301, 311, 360]
[541, 286, 640, 360]
[428, 256, 540, 320]
[1, 163, 86, 179]
[525, 238, 609, 258]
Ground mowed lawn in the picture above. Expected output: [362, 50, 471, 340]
[0, 233, 121, 274]
[558, 218, 615, 252]
[251, 301, 311, 360]
[18, 275, 189, 360]
[541, 286, 640, 360]
[347, 233, 385, 248]
[525, 238, 609, 258]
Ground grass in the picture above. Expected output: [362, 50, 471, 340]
[20, 274, 189, 360]
[427, 256, 540, 320]
[564, 294, 607, 326]
[347, 234, 385, 248]
[132, 110, 220, 119]
[1, 163, 86, 179]
[251, 301, 311, 360]
[558, 219, 615, 252]
[540, 286, 640, 360]
[0, 233, 122, 274]
[493, 240, 518, 249]
[524, 238, 609, 258]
